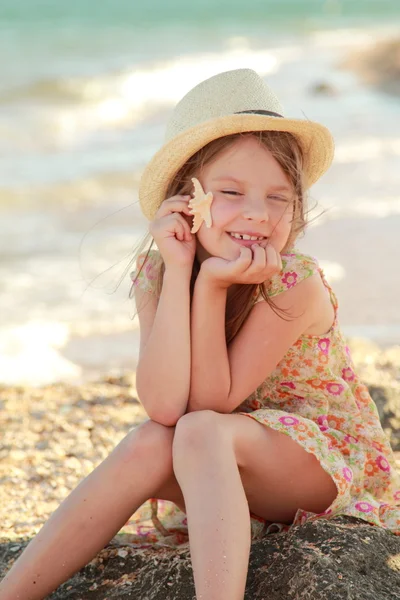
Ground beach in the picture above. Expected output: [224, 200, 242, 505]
[1, 336, 399, 549]
[1, 338, 400, 599]
[1, 4, 400, 596]
[0, 0, 399, 385]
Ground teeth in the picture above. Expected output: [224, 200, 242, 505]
[229, 232, 264, 241]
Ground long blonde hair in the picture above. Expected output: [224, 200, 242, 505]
[131, 131, 307, 343]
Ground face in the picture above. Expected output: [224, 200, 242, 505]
[195, 135, 295, 263]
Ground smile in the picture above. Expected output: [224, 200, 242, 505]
[227, 232, 268, 247]
[229, 232, 265, 241]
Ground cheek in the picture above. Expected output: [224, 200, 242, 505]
[196, 202, 232, 248]
[273, 208, 293, 229]
[211, 199, 235, 226]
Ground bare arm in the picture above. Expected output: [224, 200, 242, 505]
[135, 266, 192, 426]
[186, 270, 230, 412]
[187, 271, 326, 414]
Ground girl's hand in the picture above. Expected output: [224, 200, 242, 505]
[149, 195, 197, 270]
[200, 244, 282, 289]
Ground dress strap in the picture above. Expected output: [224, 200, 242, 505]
[253, 250, 340, 327]
[317, 265, 339, 319]
[254, 249, 319, 301]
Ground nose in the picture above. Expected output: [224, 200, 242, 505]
[241, 193, 269, 222]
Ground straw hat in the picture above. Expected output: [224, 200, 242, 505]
[139, 68, 334, 220]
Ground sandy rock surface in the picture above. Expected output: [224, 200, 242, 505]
[1, 340, 399, 598]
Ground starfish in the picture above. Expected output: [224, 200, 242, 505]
[188, 177, 214, 233]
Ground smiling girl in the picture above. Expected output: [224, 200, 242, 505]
[1, 68, 399, 600]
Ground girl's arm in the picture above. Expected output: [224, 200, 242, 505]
[187, 270, 326, 414]
[187, 273, 230, 411]
[135, 266, 192, 426]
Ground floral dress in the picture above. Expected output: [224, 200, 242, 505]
[123, 248, 400, 547]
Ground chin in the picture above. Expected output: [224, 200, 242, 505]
[219, 245, 240, 261]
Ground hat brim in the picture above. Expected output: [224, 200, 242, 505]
[139, 113, 334, 220]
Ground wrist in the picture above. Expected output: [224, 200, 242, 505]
[164, 264, 192, 281]
[197, 266, 230, 293]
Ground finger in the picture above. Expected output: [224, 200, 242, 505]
[249, 244, 266, 270]
[276, 247, 283, 271]
[175, 220, 185, 242]
[169, 214, 194, 243]
[235, 246, 253, 270]
[151, 211, 191, 234]
[181, 218, 194, 242]
[174, 213, 193, 241]
[168, 213, 191, 235]
[265, 244, 282, 273]
[156, 196, 192, 218]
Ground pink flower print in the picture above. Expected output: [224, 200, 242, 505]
[326, 382, 344, 396]
[355, 501, 374, 513]
[344, 434, 359, 444]
[317, 415, 329, 431]
[341, 367, 355, 382]
[376, 455, 391, 473]
[280, 381, 296, 389]
[343, 467, 353, 482]
[145, 261, 157, 280]
[318, 338, 330, 355]
[282, 272, 298, 288]
[316, 507, 333, 517]
[279, 416, 299, 427]
[372, 440, 385, 452]
[393, 490, 400, 501]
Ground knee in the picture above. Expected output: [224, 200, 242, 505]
[173, 410, 220, 454]
[117, 418, 175, 465]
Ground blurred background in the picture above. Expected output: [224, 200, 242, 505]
[0, 0, 399, 386]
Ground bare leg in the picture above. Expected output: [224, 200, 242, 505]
[0, 420, 178, 600]
[173, 413, 251, 600]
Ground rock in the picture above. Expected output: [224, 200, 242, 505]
[1, 365, 399, 598]
[343, 37, 400, 96]
[368, 384, 400, 451]
[1, 517, 399, 598]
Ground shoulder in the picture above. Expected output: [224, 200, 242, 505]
[259, 248, 321, 300]
[130, 249, 163, 296]
[253, 249, 336, 335]
[135, 249, 163, 271]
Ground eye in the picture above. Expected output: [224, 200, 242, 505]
[268, 195, 290, 203]
[222, 190, 241, 196]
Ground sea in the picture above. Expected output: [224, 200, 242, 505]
[1, 0, 399, 385]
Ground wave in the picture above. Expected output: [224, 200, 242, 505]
[335, 137, 400, 163]
[0, 42, 280, 148]
[0, 169, 146, 211]
[0, 321, 82, 386]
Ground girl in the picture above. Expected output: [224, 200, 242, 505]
[1, 68, 399, 600]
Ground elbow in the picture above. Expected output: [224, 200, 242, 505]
[136, 370, 188, 426]
[144, 403, 183, 427]
[137, 387, 185, 427]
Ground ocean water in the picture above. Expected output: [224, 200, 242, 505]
[1, 0, 400, 384]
